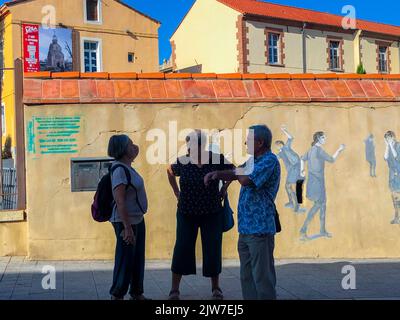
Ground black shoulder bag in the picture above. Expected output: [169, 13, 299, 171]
[265, 191, 281, 233]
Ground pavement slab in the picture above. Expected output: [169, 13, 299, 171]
[0, 258, 399, 300]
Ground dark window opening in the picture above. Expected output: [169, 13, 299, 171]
[86, 0, 99, 22]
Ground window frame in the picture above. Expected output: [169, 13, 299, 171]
[378, 46, 388, 73]
[327, 38, 344, 72]
[376, 41, 392, 74]
[83, 0, 102, 25]
[265, 28, 285, 67]
[128, 52, 135, 63]
[80, 37, 103, 73]
[268, 33, 280, 65]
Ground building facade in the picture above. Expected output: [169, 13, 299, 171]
[0, 0, 160, 156]
[171, 0, 400, 75]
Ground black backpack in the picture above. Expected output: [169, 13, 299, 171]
[91, 164, 145, 222]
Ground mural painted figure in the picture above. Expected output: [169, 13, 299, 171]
[275, 125, 306, 213]
[364, 134, 377, 177]
[384, 131, 400, 224]
[299, 132, 345, 241]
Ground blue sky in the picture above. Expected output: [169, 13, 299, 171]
[2, 0, 399, 64]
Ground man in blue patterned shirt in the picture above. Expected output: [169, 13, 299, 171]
[204, 125, 281, 300]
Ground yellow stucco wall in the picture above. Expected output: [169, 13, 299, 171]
[0, 221, 27, 256]
[1, 13, 16, 149]
[23, 101, 400, 260]
[361, 37, 400, 74]
[171, 0, 239, 73]
[8, 0, 159, 73]
[247, 20, 357, 74]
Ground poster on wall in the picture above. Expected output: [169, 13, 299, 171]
[23, 24, 73, 72]
[23, 24, 40, 72]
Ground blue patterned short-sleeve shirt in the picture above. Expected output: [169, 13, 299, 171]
[237, 151, 281, 235]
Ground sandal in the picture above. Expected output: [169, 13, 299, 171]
[212, 287, 224, 300]
[168, 290, 180, 300]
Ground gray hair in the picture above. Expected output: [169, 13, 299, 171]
[108, 134, 130, 160]
[249, 125, 272, 150]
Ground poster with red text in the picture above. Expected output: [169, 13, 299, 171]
[23, 23, 40, 72]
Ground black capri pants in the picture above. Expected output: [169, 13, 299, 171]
[171, 210, 223, 277]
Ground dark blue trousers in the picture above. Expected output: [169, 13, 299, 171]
[109, 219, 146, 298]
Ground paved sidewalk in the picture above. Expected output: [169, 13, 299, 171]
[1, 257, 400, 300]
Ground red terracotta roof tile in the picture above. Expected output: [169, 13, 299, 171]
[51, 72, 80, 79]
[217, 73, 242, 79]
[131, 80, 151, 99]
[165, 73, 192, 79]
[79, 80, 98, 99]
[137, 73, 165, 80]
[96, 80, 115, 99]
[181, 80, 216, 99]
[317, 80, 338, 97]
[109, 73, 138, 79]
[229, 80, 248, 97]
[42, 80, 60, 99]
[359, 80, 380, 98]
[373, 81, 394, 98]
[217, 0, 400, 37]
[23, 74, 400, 104]
[257, 80, 279, 99]
[80, 72, 109, 79]
[164, 80, 183, 99]
[244, 80, 263, 98]
[266, 73, 291, 79]
[288, 80, 309, 98]
[192, 73, 217, 79]
[114, 80, 133, 99]
[345, 80, 366, 97]
[60, 80, 79, 99]
[213, 80, 233, 98]
[273, 80, 293, 98]
[148, 80, 168, 99]
[290, 74, 315, 80]
[24, 72, 51, 79]
[242, 74, 267, 80]
[332, 80, 352, 98]
[302, 80, 324, 98]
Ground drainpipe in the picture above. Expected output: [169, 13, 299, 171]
[354, 29, 362, 72]
[302, 22, 307, 73]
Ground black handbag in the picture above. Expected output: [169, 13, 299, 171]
[265, 191, 281, 233]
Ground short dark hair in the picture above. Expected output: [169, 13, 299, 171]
[385, 131, 396, 139]
[249, 125, 272, 150]
[108, 135, 130, 160]
[312, 131, 325, 146]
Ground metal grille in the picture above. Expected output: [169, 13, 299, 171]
[0, 168, 17, 210]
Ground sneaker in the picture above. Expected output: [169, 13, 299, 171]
[211, 287, 224, 300]
[320, 231, 332, 238]
[391, 218, 400, 224]
[168, 290, 180, 300]
[300, 232, 309, 241]
[129, 294, 152, 301]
